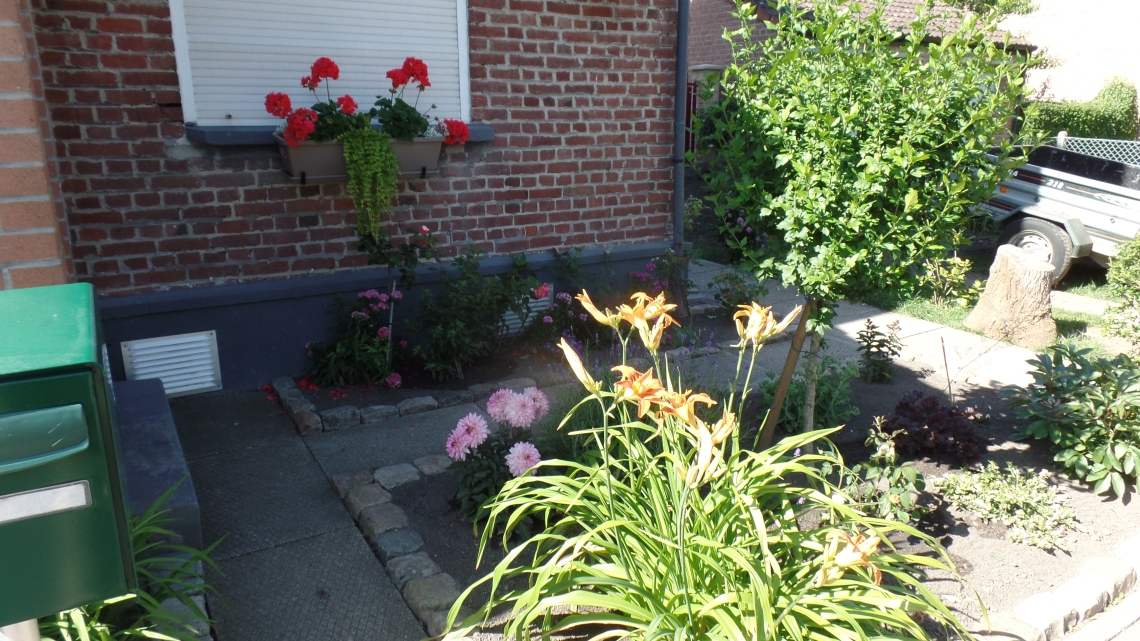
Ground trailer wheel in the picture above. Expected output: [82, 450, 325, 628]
[997, 217, 1073, 283]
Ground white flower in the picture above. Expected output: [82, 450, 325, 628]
[505, 441, 541, 477]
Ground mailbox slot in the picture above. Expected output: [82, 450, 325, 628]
[0, 404, 89, 476]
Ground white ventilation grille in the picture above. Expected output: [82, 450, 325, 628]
[502, 294, 553, 338]
[120, 331, 222, 397]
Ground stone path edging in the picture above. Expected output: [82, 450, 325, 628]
[330, 454, 467, 638]
[976, 535, 1140, 641]
[271, 376, 540, 437]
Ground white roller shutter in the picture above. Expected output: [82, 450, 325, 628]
[170, 0, 469, 127]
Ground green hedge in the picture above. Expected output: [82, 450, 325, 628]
[1025, 80, 1139, 140]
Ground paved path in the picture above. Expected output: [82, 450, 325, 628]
[171, 392, 425, 641]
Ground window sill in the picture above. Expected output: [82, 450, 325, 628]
[184, 124, 495, 146]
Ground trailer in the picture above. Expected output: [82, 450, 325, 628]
[981, 134, 1140, 282]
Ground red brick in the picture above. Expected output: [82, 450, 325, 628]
[7, 263, 69, 289]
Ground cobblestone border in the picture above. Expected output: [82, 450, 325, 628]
[975, 535, 1140, 641]
[271, 376, 541, 436]
[329, 456, 466, 638]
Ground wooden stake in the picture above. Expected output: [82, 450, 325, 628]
[757, 299, 814, 450]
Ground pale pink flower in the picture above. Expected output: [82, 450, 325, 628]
[445, 431, 470, 461]
[486, 388, 513, 424]
[392, 290, 403, 300]
[358, 289, 381, 299]
[455, 412, 490, 449]
[523, 387, 549, 422]
[543, 316, 553, 324]
[505, 441, 541, 477]
[502, 393, 537, 429]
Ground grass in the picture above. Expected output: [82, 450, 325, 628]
[1054, 262, 1119, 302]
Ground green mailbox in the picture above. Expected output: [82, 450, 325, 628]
[0, 283, 135, 627]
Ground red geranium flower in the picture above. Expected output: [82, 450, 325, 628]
[441, 119, 470, 145]
[282, 108, 318, 147]
[401, 57, 430, 87]
[264, 92, 292, 118]
[336, 95, 358, 115]
[386, 68, 409, 89]
[310, 57, 340, 81]
[301, 75, 319, 91]
[532, 282, 551, 300]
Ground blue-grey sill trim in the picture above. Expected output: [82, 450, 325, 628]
[98, 241, 673, 320]
[184, 123, 496, 146]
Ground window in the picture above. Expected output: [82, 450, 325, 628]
[169, 0, 470, 127]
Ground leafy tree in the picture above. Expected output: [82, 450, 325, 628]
[694, 0, 1038, 445]
[948, 0, 1035, 17]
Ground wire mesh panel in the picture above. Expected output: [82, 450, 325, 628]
[1061, 137, 1140, 167]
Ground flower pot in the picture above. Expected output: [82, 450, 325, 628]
[391, 137, 443, 175]
[274, 134, 347, 183]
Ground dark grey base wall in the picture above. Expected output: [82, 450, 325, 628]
[98, 242, 673, 391]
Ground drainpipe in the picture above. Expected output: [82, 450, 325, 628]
[672, 0, 690, 251]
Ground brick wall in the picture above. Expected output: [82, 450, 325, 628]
[0, 0, 70, 289]
[687, 0, 774, 76]
[31, 0, 678, 297]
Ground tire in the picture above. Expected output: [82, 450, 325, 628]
[997, 217, 1074, 283]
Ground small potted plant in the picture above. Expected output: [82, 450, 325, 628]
[378, 57, 470, 173]
[265, 57, 370, 181]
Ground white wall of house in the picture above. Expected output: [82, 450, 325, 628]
[1003, 0, 1140, 104]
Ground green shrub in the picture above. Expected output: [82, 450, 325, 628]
[938, 462, 1078, 550]
[1104, 237, 1140, 344]
[856, 318, 901, 383]
[758, 357, 860, 434]
[1011, 344, 1140, 498]
[708, 270, 768, 311]
[413, 247, 538, 380]
[1025, 80, 1139, 140]
[840, 418, 929, 524]
[40, 483, 220, 641]
[919, 256, 986, 308]
[308, 290, 397, 386]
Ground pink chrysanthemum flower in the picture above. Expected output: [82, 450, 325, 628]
[445, 430, 470, 461]
[502, 393, 537, 429]
[486, 388, 513, 424]
[358, 289, 381, 299]
[392, 290, 403, 300]
[377, 326, 391, 339]
[523, 387, 549, 422]
[505, 441, 541, 477]
[385, 372, 401, 388]
[455, 412, 490, 449]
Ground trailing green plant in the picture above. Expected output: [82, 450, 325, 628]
[884, 390, 985, 465]
[413, 247, 539, 380]
[39, 483, 220, 641]
[708, 270, 768, 311]
[839, 418, 929, 524]
[1025, 80, 1139, 140]
[856, 318, 902, 383]
[758, 356, 860, 434]
[341, 128, 400, 238]
[440, 296, 974, 640]
[938, 462, 1079, 550]
[919, 256, 986, 307]
[1011, 344, 1140, 499]
[1104, 237, 1140, 345]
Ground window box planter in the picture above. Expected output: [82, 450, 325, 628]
[274, 134, 347, 184]
[275, 134, 443, 183]
[391, 137, 443, 176]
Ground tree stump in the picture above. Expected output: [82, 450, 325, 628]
[964, 245, 1057, 348]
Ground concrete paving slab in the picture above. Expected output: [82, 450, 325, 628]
[189, 437, 354, 561]
[305, 404, 489, 477]
[170, 390, 294, 460]
[207, 527, 423, 641]
[1052, 291, 1113, 316]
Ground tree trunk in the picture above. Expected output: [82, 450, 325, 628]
[963, 245, 1057, 349]
[800, 330, 822, 454]
[757, 299, 815, 450]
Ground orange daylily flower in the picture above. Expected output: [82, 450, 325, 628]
[612, 365, 666, 417]
[617, 292, 677, 335]
[684, 410, 736, 487]
[558, 337, 600, 393]
[657, 390, 716, 429]
[733, 303, 803, 348]
[640, 312, 678, 352]
[816, 530, 882, 587]
[576, 291, 623, 329]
